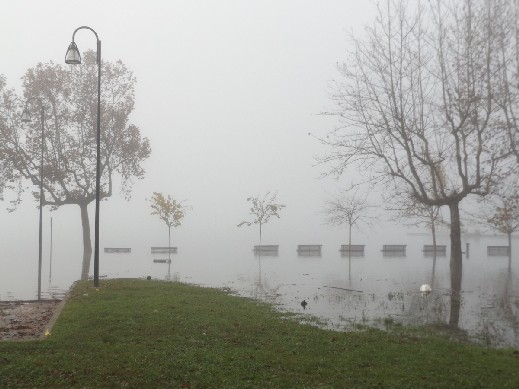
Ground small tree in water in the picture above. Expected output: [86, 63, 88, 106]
[238, 191, 285, 245]
[323, 190, 370, 261]
[483, 193, 519, 271]
[386, 191, 446, 260]
[149, 192, 189, 275]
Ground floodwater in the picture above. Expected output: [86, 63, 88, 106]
[1, 232, 518, 349]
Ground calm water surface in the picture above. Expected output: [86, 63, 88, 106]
[1, 233, 518, 348]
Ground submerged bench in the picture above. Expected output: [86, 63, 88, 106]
[382, 244, 406, 257]
[104, 247, 131, 253]
[339, 245, 365, 257]
[297, 245, 322, 256]
[487, 246, 509, 256]
[382, 245, 406, 252]
[151, 247, 178, 254]
[339, 245, 365, 253]
[253, 245, 279, 256]
[423, 245, 446, 256]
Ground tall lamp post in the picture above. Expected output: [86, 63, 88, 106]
[65, 26, 102, 287]
[21, 97, 45, 300]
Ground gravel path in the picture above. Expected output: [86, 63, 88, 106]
[0, 300, 62, 340]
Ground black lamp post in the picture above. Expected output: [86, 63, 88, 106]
[21, 97, 45, 300]
[65, 26, 102, 287]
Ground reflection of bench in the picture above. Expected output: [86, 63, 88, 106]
[422, 245, 446, 256]
[151, 247, 177, 254]
[487, 246, 509, 256]
[153, 259, 172, 263]
[297, 245, 322, 256]
[253, 245, 279, 256]
[104, 247, 131, 253]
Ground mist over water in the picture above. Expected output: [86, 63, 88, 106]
[1, 221, 517, 349]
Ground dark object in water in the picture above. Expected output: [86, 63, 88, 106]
[301, 300, 308, 310]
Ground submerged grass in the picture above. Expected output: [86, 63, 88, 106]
[0, 279, 518, 388]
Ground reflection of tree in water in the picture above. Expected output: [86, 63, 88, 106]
[250, 255, 281, 303]
[477, 270, 519, 348]
[449, 263, 462, 328]
[407, 292, 449, 325]
[165, 271, 179, 282]
[392, 251, 466, 340]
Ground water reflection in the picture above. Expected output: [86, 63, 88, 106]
[1, 233, 518, 348]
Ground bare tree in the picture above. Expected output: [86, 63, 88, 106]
[323, 190, 370, 260]
[321, 0, 514, 294]
[474, 186, 519, 270]
[493, 0, 519, 163]
[237, 191, 285, 245]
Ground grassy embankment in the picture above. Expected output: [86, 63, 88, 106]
[0, 279, 518, 388]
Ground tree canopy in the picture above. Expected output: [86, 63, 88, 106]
[0, 51, 151, 279]
[149, 192, 189, 229]
[238, 192, 285, 243]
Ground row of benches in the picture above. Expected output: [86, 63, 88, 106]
[255, 244, 420, 256]
[104, 245, 511, 257]
[255, 244, 511, 257]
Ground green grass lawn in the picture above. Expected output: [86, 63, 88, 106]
[1, 279, 518, 388]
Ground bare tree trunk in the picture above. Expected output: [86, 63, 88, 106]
[448, 201, 462, 328]
[79, 203, 92, 281]
[348, 222, 352, 281]
[168, 224, 171, 280]
[508, 232, 512, 271]
[449, 201, 463, 292]
[431, 206, 438, 286]
[431, 212, 437, 262]
[348, 222, 352, 261]
[168, 225, 171, 263]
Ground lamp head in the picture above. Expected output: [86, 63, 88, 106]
[21, 107, 31, 123]
[65, 41, 81, 64]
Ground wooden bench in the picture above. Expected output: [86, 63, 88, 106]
[151, 247, 178, 254]
[487, 246, 509, 256]
[382, 244, 406, 257]
[422, 245, 446, 256]
[104, 247, 131, 253]
[339, 244, 365, 257]
[253, 245, 279, 256]
[297, 245, 322, 256]
[382, 245, 406, 252]
[339, 244, 365, 253]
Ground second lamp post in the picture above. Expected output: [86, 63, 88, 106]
[21, 97, 45, 300]
[65, 26, 102, 287]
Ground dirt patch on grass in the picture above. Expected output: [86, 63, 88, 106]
[0, 300, 62, 340]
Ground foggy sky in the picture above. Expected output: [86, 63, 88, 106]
[0, 0, 411, 268]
